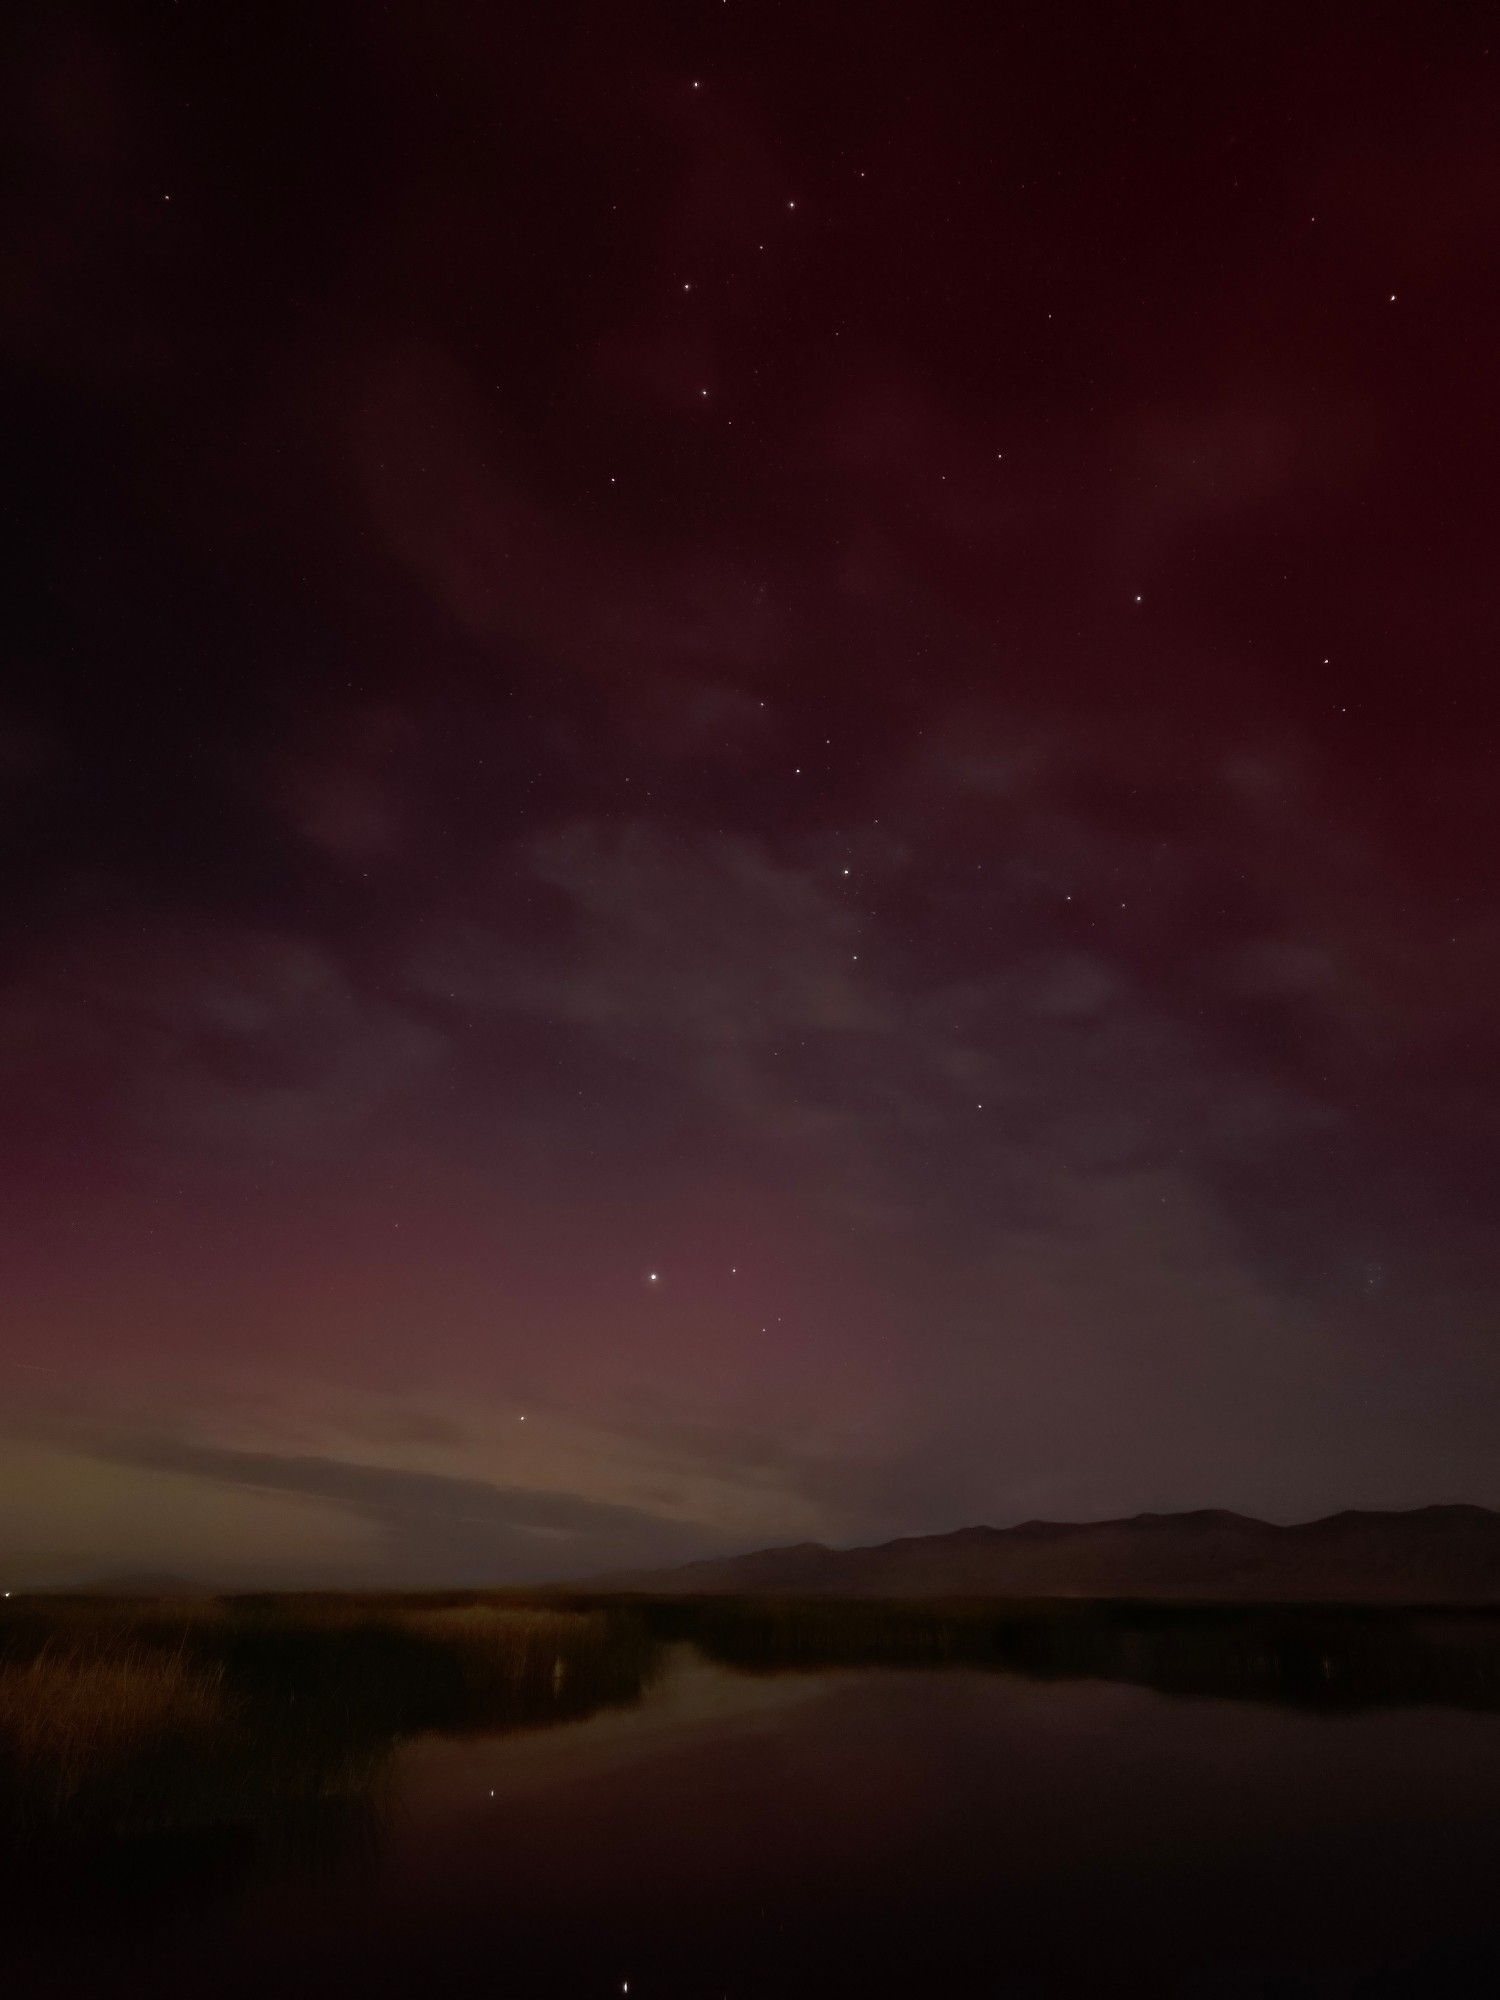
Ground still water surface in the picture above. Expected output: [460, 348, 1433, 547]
[16, 1622, 1500, 1997]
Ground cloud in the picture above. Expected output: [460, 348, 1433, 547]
[400, 799, 1344, 1294]
[81, 1434, 715, 1583]
[354, 339, 790, 693]
[0, 921, 443, 1173]
[1114, 382, 1371, 568]
[412, 819, 892, 1169]
[0, 1438, 376, 1590]
[271, 703, 419, 864]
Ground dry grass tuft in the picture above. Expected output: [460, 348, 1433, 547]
[0, 1643, 226, 1809]
[0, 1598, 655, 1838]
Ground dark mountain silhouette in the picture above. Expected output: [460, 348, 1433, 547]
[582, 1505, 1500, 1603]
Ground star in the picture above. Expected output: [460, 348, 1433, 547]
[648, 1271, 659, 1283]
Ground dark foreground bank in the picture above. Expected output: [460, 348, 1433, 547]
[5, 1594, 1500, 1997]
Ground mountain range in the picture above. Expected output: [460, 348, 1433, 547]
[584, 1505, 1500, 1603]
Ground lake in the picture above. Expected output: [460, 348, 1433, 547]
[8, 1601, 1500, 1997]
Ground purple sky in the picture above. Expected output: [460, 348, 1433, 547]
[4, 3, 1499, 1585]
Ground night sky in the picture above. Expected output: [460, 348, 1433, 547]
[5, 4, 1499, 1587]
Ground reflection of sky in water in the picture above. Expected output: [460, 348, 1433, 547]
[355, 1651, 1500, 1998]
[398, 1646, 841, 1813]
[14, 1646, 1500, 1997]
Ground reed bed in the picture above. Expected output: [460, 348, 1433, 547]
[0, 1643, 226, 1806]
[0, 1596, 655, 1843]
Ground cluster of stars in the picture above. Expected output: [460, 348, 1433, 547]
[504, 58, 1415, 1423]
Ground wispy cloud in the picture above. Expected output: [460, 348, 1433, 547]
[80, 1434, 716, 1583]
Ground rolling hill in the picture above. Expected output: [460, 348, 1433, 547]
[582, 1505, 1500, 1603]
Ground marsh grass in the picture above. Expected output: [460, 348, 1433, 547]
[8, 1589, 1496, 1858]
[0, 1596, 655, 1847]
[0, 1643, 226, 1811]
[618, 1593, 1500, 1710]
